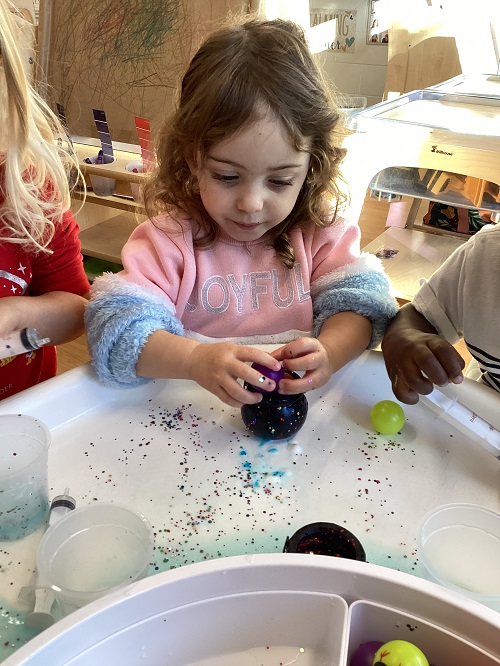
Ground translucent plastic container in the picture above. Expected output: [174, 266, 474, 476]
[36, 503, 153, 616]
[125, 159, 143, 203]
[0, 414, 50, 540]
[417, 503, 500, 611]
[86, 154, 116, 196]
[347, 600, 499, 665]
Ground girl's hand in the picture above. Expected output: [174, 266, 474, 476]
[186, 342, 283, 408]
[271, 337, 333, 394]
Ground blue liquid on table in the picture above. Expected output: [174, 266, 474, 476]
[0, 600, 41, 664]
[0, 490, 49, 540]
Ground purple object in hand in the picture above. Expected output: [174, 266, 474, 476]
[350, 641, 384, 666]
[250, 362, 285, 393]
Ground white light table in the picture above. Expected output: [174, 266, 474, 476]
[0, 350, 499, 662]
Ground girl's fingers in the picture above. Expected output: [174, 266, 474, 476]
[269, 346, 286, 361]
[244, 366, 276, 393]
[282, 338, 316, 358]
[215, 384, 260, 408]
[238, 346, 282, 371]
[278, 369, 321, 394]
[286, 352, 321, 373]
[218, 374, 264, 407]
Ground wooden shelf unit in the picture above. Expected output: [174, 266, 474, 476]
[73, 142, 147, 263]
[72, 189, 144, 214]
[78, 214, 140, 264]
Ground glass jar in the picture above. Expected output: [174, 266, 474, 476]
[283, 522, 366, 561]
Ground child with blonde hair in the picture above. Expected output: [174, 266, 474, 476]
[0, 0, 90, 399]
[86, 18, 398, 407]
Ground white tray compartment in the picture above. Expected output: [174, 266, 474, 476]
[31, 591, 347, 666]
[347, 600, 500, 666]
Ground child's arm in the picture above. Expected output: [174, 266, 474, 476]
[0, 209, 92, 344]
[271, 245, 399, 393]
[0, 291, 89, 345]
[135, 331, 282, 408]
[272, 311, 371, 394]
[381, 303, 465, 404]
[86, 274, 282, 407]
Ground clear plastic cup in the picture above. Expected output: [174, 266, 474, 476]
[125, 159, 143, 203]
[86, 154, 116, 196]
[0, 414, 50, 540]
[417, 503, 500, 611]
[36, 502, 153, 616]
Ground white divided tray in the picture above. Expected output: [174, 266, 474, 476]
[4, 554, 500, 666]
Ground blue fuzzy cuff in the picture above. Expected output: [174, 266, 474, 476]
[85, 276, 184, 387]
[313, 271, 399, 348]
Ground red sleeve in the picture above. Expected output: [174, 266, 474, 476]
[29, 210, 90, 296]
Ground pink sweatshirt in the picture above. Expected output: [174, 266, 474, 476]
[118, 212, 364, 343]
[87, 209, 397, 387]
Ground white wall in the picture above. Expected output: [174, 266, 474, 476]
[261, 0, 389, 107]
[311, 0, 388, 107]
[440, 0, 500, 74]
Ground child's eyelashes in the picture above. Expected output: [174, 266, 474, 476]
[210, 172, 294, 189]
[211, 172, 238, 183]
[269, 179, 293, 188]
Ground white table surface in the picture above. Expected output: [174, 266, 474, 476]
[0, 350, 499, 661]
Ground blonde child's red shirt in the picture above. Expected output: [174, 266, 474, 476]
[0, 208, 90, 399]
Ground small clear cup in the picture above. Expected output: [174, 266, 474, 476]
[86, 154, 116, 196]
[36, 502, 153, 616]
[125, 159, 144, 203]
[0, 414, 50, 540]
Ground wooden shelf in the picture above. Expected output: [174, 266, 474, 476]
[75, 143, 147, 184]
[72, 142, 149, 263]
[72, 189, 144, 214]
[79, 213, 140, 263]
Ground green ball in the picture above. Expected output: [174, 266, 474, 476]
[373, 639, 429, 665]
[370, 400, 405, 435]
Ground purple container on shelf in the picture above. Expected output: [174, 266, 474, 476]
[86, 154, 116, 196]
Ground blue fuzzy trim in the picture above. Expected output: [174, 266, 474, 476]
[313, 271, 399, 348]
[85, 292, 184, 387]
